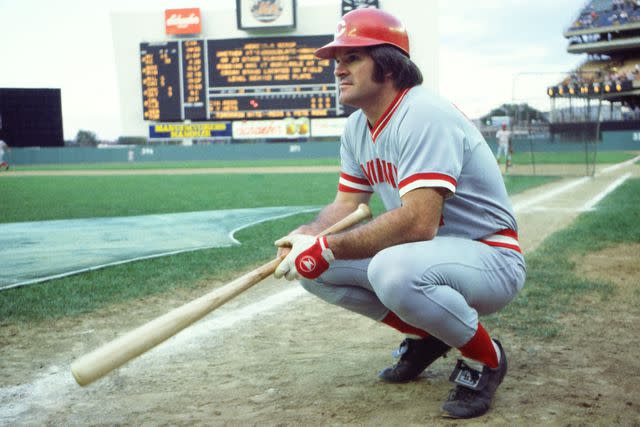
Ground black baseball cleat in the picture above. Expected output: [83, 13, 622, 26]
[378, 336, 451, 383]
[441, 339, 508, 419]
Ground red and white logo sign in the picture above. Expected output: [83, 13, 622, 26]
[298, 256, 317, 273]
[165, 8, 201, 35]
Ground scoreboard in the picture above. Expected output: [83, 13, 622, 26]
[140, 35, 353, 122]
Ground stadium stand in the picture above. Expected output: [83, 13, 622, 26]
[548, 0, 640, 130]
[567, 0, 640, 31]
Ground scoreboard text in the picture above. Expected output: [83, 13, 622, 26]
[140, 35, 351, 122]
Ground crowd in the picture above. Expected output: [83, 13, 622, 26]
[561, 58, 640, 88]
[569, 0, 640, 30]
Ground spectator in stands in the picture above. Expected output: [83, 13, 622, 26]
[0, 139, 9, 171]
[620, 9, 629, 22]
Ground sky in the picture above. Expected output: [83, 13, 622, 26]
[0, 0, 587, 141]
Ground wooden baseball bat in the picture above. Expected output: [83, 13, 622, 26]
[71, 203, 371, 386]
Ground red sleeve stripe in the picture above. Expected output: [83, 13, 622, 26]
[339, 184, 373, 193]
[398, 173, 457, 196]
[338, 172, 373, 193]
[340, 172, 370, 185]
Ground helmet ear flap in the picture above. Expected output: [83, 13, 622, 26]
[314, 9, 410, 59]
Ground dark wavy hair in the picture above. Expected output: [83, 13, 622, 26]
[368, 45, 423, 90]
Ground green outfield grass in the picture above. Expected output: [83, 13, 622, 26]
[0, 174, 340, 223]
[0, 173, 556, 323]
[10, 158, 340, 171]
[485, 178, 640, 338]
[509, 150, 636, 165]
[7, 150, 637, 171]
[0, 174, 555, 224]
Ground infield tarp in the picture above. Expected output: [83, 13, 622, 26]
[0, 206, 320, 291]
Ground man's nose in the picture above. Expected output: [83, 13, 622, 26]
[334, 62, 347, 77]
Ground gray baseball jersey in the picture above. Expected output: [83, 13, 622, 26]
[338, 86, 520, 252]
[297, 85, 525, 348]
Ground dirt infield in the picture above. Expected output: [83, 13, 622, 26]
[1, 161, 639, 426]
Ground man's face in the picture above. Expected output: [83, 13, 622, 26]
[333, 47, 386, 108]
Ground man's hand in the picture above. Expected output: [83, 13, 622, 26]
[274, 234, 334, 280]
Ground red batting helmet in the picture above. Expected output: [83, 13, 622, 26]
[314, 8, 410, 59]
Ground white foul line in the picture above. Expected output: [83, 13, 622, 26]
[513, 177, 590, 213]
[597, 154, 640, 175]
[0, 285, 308, 422]
[581, 173, 632, 211]
[512, 155, 638, 213]
[169, 285, 306, 348]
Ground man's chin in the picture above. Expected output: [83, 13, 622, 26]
[339, 95, 357, 108]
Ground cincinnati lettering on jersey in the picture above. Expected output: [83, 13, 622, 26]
[360, 158, 398, 188]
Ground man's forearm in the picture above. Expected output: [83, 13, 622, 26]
[326, 188, 444, 259]
[325, 207, 417, 259]
[297, 200, 362, 235]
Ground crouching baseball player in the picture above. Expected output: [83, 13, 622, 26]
[275, 8, 526, 419]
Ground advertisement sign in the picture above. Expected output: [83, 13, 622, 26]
[311, 118, 348, 137]
[165, 8, 202, 35]
[236, 0, 296, 30]
[232, 118, 309, 139]
[149, 122, 231, 139]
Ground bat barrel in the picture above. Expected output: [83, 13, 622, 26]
[71, 258, 279, 386]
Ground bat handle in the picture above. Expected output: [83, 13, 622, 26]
[316, 203, 371, 238]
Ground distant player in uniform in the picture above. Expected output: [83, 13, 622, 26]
[0, 139, 9, 171]
[495, 124, 512, 172]
[274, 8, 525, 419]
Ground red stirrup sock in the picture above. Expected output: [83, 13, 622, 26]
[458, 323, 499, 369]
[381, 311, 429, 339]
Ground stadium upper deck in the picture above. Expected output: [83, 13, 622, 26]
[547, 0, 640, 124]
[566, 0, 640, 36]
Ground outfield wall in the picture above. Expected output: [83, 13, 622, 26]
[6, 142, 341, 165]
[5, 133, 640, 166]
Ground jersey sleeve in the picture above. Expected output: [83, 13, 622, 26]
[395, 109, 463, 198]
[338, 133, 373, 194]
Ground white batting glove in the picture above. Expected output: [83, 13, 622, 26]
[274, 234, 335, 281]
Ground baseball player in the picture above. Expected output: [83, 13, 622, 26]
[495, 123, 512, 171]
[0, 139, 9, 171]
[274, 8, 525, 419]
